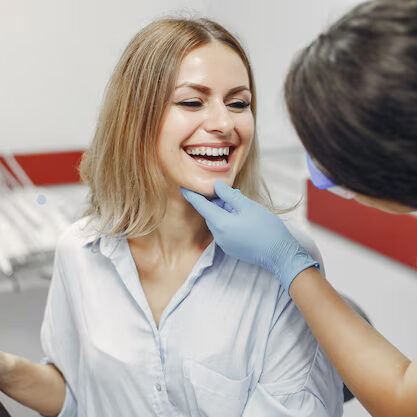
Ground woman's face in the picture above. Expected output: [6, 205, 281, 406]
[157, 42, 254, 197]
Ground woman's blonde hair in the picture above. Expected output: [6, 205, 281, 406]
[79, 17, 279, 240]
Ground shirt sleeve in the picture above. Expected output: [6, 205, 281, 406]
[40, 242, 79, 417]
[243, 225, 344, 417]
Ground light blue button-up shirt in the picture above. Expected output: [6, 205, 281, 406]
[41, 216, 343, 417]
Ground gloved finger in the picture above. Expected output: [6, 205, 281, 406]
[210, 198, 225, 208]
[180, 188, 229, 223]
[210, 198, 236, 213]
[223, 202, 236, 213]
[213, 180, 247, 211]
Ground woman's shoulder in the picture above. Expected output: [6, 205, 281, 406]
[55, 215, 99, 255]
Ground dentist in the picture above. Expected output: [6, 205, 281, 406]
[181, 1, 417, 416]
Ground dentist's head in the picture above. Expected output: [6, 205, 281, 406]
[285, 0, 417, 213]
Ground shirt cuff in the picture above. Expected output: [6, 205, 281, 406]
[55, 384, 77, 417]
[39, 359, 77, 417]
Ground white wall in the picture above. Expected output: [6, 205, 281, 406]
[1, 0, 362, 153]
[0, 0, 205, 153]
[0, 0, 357, 152]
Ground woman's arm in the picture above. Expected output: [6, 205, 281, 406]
[290, 267, 417, 417]
[0, 352, 66, 417]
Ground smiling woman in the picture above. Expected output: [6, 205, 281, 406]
[0, 18, 343, 417]
[78, 18, 273, 240]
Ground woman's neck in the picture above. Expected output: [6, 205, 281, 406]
[128, 192, 212, 266]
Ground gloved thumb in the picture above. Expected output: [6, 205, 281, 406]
[213, 180, 247, 211]
[180, 188, 228, 223]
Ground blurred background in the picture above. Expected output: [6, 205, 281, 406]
[1, 1, 417, 416]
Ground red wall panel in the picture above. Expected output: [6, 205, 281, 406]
[307, 180, 417, 269]
[1, 151, 83, 186]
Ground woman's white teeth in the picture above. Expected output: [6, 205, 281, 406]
[186, 146, 230, 156]
[197, 158, 227, 166]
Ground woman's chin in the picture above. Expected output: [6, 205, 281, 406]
[182, 179, 231, 199]
[189, 185, 216, 199]
[181, 177, 234, 200]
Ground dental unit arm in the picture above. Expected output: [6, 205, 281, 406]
[0, 154, 73, 289]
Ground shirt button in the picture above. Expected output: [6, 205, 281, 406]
[155, 383, 162, 392]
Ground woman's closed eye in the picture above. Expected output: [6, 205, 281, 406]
[176, 100, 202, 108]
[176, 100, 251, 110]
[227, 100, 251, 110]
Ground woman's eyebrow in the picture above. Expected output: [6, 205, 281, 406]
[175, 82, 211, 94]
[225, 86, 251, 98]
[175, 82, 251, 96]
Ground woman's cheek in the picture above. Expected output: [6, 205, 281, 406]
[239, 115, 255, 144]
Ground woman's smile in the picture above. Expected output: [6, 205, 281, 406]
[183, 143, 236, 172]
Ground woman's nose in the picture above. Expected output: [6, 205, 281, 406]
[204, 102, 234, 136]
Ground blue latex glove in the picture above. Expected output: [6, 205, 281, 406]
[181, 180, 319, 293]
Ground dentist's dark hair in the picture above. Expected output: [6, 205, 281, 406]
[285, 0, 417, 208]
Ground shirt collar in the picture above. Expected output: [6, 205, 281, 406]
[189, 239, 218, 278]
[78, 216, 99, 247]
[78, 216, 220, 266]
[78, 216, 121, 258]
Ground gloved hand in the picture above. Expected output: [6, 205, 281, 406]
[181, 180, 319, 293]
